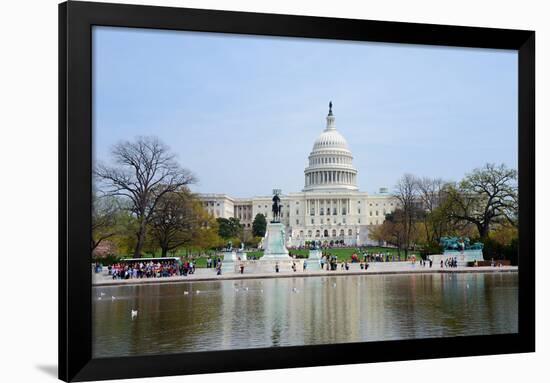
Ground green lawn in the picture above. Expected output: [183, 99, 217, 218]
[245, 247, 419, 262]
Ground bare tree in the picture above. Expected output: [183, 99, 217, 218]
[416, 177, 448, 243]
[148, 189, 199, 257]
[94, 137, 196, 257]
[394, 174, 419, 256]
[447, 163, 517, 239]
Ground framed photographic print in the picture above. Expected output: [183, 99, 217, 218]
[59, 1, 535, 381]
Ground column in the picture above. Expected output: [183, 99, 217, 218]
[316, 199, 319, 215]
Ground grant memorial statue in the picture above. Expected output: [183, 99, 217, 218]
[260, 189, 291, 264]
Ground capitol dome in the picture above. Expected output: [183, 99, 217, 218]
[312, 127, 350, 151]
[303, 103, 358, 192]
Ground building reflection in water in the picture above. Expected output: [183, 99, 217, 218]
[93, 273, 518, 358]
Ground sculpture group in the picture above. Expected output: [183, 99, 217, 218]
[440, 237, 484, 251]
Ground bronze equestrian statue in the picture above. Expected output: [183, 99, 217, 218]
[272, 193, 282, 222]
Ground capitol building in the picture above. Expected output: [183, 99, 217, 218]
[199, 103, 397, 247]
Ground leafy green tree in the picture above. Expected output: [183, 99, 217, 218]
[92, 194, 120, 252]
[216, 217, 243, 239]
[252, 213, 267, 237]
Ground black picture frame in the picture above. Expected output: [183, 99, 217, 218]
[59, 1, 535, 381]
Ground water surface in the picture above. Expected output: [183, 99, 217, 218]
[93, 272, 518, 358]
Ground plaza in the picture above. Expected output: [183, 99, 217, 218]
[92, 261, 517, 286]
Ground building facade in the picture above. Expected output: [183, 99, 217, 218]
[199, 104, 397, 246]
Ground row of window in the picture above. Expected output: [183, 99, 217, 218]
[369, 202, 394, 207]
[310, 156, 351, 165]
[307, 208, 386, 216]
[311, 207, 347, 216]
[306, 218, 362, 225]
[297, 229, 354, 238]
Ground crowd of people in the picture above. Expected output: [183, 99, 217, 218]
[107, 259, 197, 279]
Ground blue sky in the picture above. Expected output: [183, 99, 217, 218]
[92, 26, 517, 197]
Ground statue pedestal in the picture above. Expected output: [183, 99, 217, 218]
[261, 222, 290, 260]
[304, 249, 322, 271]
[258, 222, 292, 272]
[236, 250, 247, 261]
[221, 250, 237, 273]
[430, 250, 484, 267]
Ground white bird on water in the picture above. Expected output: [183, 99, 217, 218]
[98, 297, 102, 301]
[332, 283, 337, 288]
[245, 287, 249, 291]
[111, 296, 116, 300]
[131, 310, 138, 319]
[466, 284, 470, 289]
[100, 292, 106, 296]
[292, 287, 299, 293]
[196, 290, 201, 295]
[183, 291, 189, 295]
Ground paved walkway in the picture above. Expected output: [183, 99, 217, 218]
[92, 262, 518, 287]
